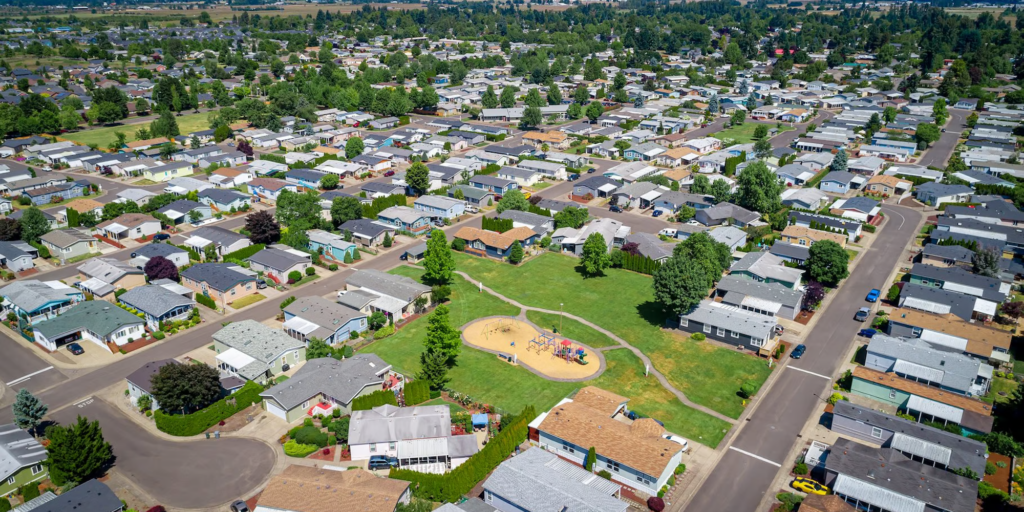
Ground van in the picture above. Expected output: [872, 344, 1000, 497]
[368, 455, 398, 470]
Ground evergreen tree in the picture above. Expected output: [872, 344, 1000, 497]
[12, 389, 47, 436]
[44, 416, 113, 486]
[423, 304, 461, 365]
[423, 229, 455, 285]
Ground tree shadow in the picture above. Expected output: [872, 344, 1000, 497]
[636, 301, 671, 328]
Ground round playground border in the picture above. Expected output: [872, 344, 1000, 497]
[460, 315, 606, 383]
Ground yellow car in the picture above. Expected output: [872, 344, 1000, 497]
[792, 477, 829, 495]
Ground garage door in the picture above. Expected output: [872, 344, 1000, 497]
[266, 400, 288, 420]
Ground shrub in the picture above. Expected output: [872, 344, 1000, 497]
[294, 426, 329, 448]
[675, 464, 686, 475]
[775, 493, 803, 512]
[332, 408, 341, 418]
[329, 416, 350, 443]
[986, 461, 998, 475]
[739, 381, 757, 399]
[328, 264, 338, 271]
[0, 497, 10, 512]
[305, 267, 316, 276]
[153, 331, 166, 340]
[195, 293, 217, 310]
[404, 380, 431, 406]
[979, 481, 1010, 504]
[691, 333, 705, 341]
[647, 497, 665, 512]
[597, 470, 612, 480]
[283, 440, 319, 457]
[20, 482, 39, 502]
[374, 324, 396, 338]
[793, 462, 808, 475]
[288, 270, 303, 281]
[451, 238, 466, 251]
[222, 244, 265, 261]
[154, 381, 263, 436]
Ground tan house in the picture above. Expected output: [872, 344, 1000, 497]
[656, 147, 701, 168]
[77, 257, 146, 301]
[180, 263, 259, 308]
[126, 137, 170, 151]
[256, 466, 411, 512]
[780, 225, 848, 248]
[96, 213, 162, 241]
[523, 131, 570, 150]
[56, 198, 104, 224]
[865, 175, 912, 196]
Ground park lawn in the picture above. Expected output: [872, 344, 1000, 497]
[714, 123, 793, 144]
[525, 310, 620, 349]
[421, 397, 468, 414]
[64, 112, 213, 148]
[453, 252, 772, 419]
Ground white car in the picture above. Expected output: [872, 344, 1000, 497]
[659, 228, 677, 237]
[686, 219, 701, 226]
[662, 434, 690, 453]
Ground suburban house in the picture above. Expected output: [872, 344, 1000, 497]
[818, 171, 862, 194]
[96, 213, 162, 241]
[118, 285, 196, 331]
[483, 448, 629, 512]
[254, 466, 410, 512]
[780, 188, 830, 210]
[0, 424, 47, 498]
[830, 197, 881, 223]
[199, 188, 250, 212]
[180, 263, 259, 308]
[342, 269, 431, 319]
[496, 210, 555, 235]
[246, 247, 312, 283]
[885, 307, 1011, 364]
[788, 211, 862, 242]
[864, 334, 992, 398]
[714, 275, 803, 321]
[522, 131, 570, 150]
[184, 226, 252, 259]
[729, 251, 805, 289]
[469, 175, 518, 195]
[376, 206, 433, 234]
[0, 241, 36, 273]
[213, 319, 307, 385]
[530, 386, 683, 496]
[39, 228, 98, 263]
[679, 300, 780, 356]
[709, 226, 748, 251]
[0, 279, 85, 325]
[572, 176, 620, 200]
[32, 300, 146, 352]
[780, 225, 848, 248]
[24, 479, 124, 512]
[338, 219, 396, 247]
[454, 227, 538, 259]
[249, 178, 300, 203]
[865, 175, 912, 196]
[769, 241, 811, 265]
[129, 243, 191, 269]
[76, 257, 146, 301]
[126, 359, 176, 411]
[349, 404, 479, 474]
[694, 203, 760, 227]
[495, 167, 541, 188]
[282, 296, 368, 345]
[551, 218, 630, 256]
[414, 195, 466, 220]
[307, 229, 358, 262]
[908, 263, 1008, 304]
[914, 183, 974, 207]
[157, 199, 212, 225]
[260, 354, 400, 422]
[920, 244, 974, 269]
[897, 281, 984, 322]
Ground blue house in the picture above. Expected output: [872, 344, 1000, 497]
[376, 206, 433, 234]
[468, 175, 518, 195]
[199, 188, 250, 213]
[818, 171, 858, 194]
[282, 296, 367, 345]
[24, 181, 87, 205]
[414, 195, 466, 220]
[307, 229, 358, 262]
[0, 279, 85, 325]
[284, 168, 329, 190]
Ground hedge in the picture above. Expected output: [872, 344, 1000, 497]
[481, 216, 513, 233]
[352, 389, 398, 411]
[223, 243, 265, 261]
[390, 406, 535, 502]
[173, 243, 202, 262]
[195, 293, 218, 310]
[154, 381, 264, 436]
[404, 380, 430, 406]
[620, 252, 661, 275]
[28, 241, 50, 259]
[293, 425, 329, 448]
[362, 193, 407, 220]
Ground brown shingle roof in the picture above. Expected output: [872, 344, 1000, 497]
[852, 366, 993, 417]
[454, 226, 535, 250]
[63, 198, 104, 213]
[781, 225, 847, 246]
[96, 213, 158, 230]
[887, 308, 1011, 356]
[799, 495, 856, 512]
[126, 137, 169, 149]
[570, 386, 628, 417]
[256, 466, 409, 512]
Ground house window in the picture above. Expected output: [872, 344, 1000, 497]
[717, 327, 725, 336]
[889, 389, 897, 399]
[703, 325, 711, 334]
[679, 318, 688, 328]
[370, 444, 376, 452]
[389, 442, 396, 450]
[750, 338, 764, 348]
[301, 401, 308, 409]
[911, 327, 922, 336]
[6, 477, 13, 485]
[871, 427, 883, 439]
[731, 331, 739, 338]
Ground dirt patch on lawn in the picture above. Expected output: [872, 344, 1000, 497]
[985, 452, 1012, 493]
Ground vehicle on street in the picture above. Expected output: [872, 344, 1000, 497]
[153, 233, 171, 241]
[865, 289, 880, 302]
[229, 501, 250, 512]
[686, 220, 701, 226]
[67, 342, 84, 355]
[791, 478, 828, 496]
[790, 344, 806, 359]
[652, 210, 663, 217]
[568, 173, 580, 181]
[609, 205, 622, 213]
[662, 434, 690, 452]
[858, 328, 877, 338]
[384, 170, 395, 177]
[368, 455, 399, 470]
[587, 168, 596, 173]
[256, 279, 268, 290]
[854, 307, 870, 322]
[659, 228, 677, 237]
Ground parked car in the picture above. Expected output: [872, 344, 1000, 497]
[792, 478, 828, 496]
[153, 233, 171, 241]
[866, 289, 880, 302]
[659, 228, 677, 237]
[587, 168, 596, 173]
[66, 342, 84, 355]
[858, 328, 877, 338]
[854, 307, 870, 322]
[661, 434, 689, 453]
[368, 455, 399, 470]
[652, 210, 663, 217]
[609, 205, 622, 213]
[256, 279, 268, 290]
[568, 173, 580, 182]
[384, 170, 396, 177]
[229, 501, 250, 512]
[790, 344, 806, 359]
[466, 205, 479, 214]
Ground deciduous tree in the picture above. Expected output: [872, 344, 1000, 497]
[652, 255, 709, 316]
[423, 304, 461, 365]
[735, 161, 782, 214]
[807, 240, 850, 286]
[245, 210, 281, 244]
[144, 256, 179, 282]
[44, 416, 113, 486]
[330, 196, 362, 226]
[150, 362, 222, 414]
[580, 233, 611, 277]
[423, 229, 454, 285]
[406, 162, 430, 195]
[496, 189, 530, 213]
[18, 208, 50, 244]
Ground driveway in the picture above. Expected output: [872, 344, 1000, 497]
[52, 397, 276, 509]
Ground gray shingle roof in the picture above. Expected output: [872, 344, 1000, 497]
[867, 335, 985, 393]
[909, 263, 1006, 302]
[181, 263, 255, 292]
[28, 479, 124, 512]
[345, 269, 430, 303]
[769, 241, 810, 261]
[680, 300, 777, 339]
[34, 301, 143, 340]
[483, 448, 629, 512]
[921, 243, 974, 263]
[125, 359, 177, 395]
[131, 242, 188, 260]
[39, 228, 93, 249]
[0, 424, 46, 483]
[213, 320, 305, 379]
[118, 285, 195, 317]
[336, 289, 377, 311]
[189, 225, 248, 247]
[0, 280, 81, 313]
[349, 404, 451, 445]
[246, 247, 308, 272]
[283, 296, 366, 339]
[78, 257, 143, 284]
[260, 354, 387, 410]
[717, 275, 803, 310]
[897, 283, 975, 322]
[338, 218, 394, 239]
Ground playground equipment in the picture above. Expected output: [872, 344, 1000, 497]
[483, 318, 514, 340]
[527, 333, 557, 353]
[527, 333, 588, 365]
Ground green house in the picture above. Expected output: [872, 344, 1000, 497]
[0, 424, 48, 497]
[211, 320, 307, 385]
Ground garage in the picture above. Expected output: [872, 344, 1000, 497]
[265, 399, 288, 421]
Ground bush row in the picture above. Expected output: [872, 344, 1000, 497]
[154, 381, 263, 436]
[351, 389, 398, 411]
[404, 380, 431, 406]
[222, 243, 266, 262]
[195, 293, 218, 310]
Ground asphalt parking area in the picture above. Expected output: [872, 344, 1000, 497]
[53, 397, 276, 509]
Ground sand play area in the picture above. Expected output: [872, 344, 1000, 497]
[462, 317, 602, 381]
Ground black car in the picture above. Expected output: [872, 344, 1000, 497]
[587, 168, 596, 173]
[229, 501, 250, 512]
[609, 205, 622, 213]
[568, 173, 580, 182]
[153, 233, 171, 241]
[368, 455, 399, 470]
[790, 344, 806, 359]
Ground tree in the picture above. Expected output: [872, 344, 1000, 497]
[345, 137, 364, 159]
[481, 85, 498, 109]
[150, 361, 222, 414]
[320, 174, 339, 190]
[803, 281, 826, 311]
[652, 255, 709, 316]
[423, 304, 461, 365]
[18, 208, 50, 244]
[245, 210, 281, 244]
[306, 338, 334, 360]
[144, 256, 179, 282]
[882, 106, 898, 124]
[406, 162, 430, 194]
[586, 101, 603, 123]
[754, 138, 773, 160]
[932, 97, 949, 125]
[423, 229, 454, 285]
[753, 124, 769, 140]
[149, 109, 180, 138]
[708, 95, 719, 114]
[276, 190, 321, 227]
[12, 389, 46, 436]
[730, 109, 745, 126]
[1002, 301, 1024, 321]
[831, 150, 848, 172]
[417, 350, 450, 391]
[973, 248, 1000, 278]
[499, 87, 516, 108]
[553, 206, 589, 229]
[915, 123, 941, 147]
[383, 232, 393, 248]
[368, 311, 388, 330]
[807, 240, 850, 286]
[44, 416, 113, 486]
[213, 124, 231, 143]
[613, 139, 631, 153]
[524, 89, 544, 108]
[508, 241, 524, 264]
[496, 189, 530, 213]
[734, 161, 782, 214]
[0, 218, 21, 241]
[585, 446, 596, 471]
[709, 179, 732, 203]
[330, 196, 362, 226]
[690, 174, 710, 195]
[520, 106, 541, 129]
[236, 140, 253, 157]
[580, 233, 611, 277]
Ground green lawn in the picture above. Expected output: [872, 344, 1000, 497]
[525, 310, 620, 348]
[361, 264, 733, 446]
[452, 252, 772, 419]
[229, 293, 266, 309]
[64, 112, 214, 148]
[420, 397, 468, 414]
[713, 123, 793, 145]
[985, 377, 1019, 405]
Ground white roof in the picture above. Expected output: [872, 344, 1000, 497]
[282, 316, 319, 335]
[216, 347, 257, 369]
[906, 395, 963, 424]
[832, 475, 925, 512]
[184, 235, 213, 248]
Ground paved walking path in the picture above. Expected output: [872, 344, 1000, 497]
[452, 270, 738, 425]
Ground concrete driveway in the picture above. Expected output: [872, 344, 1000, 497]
[52, 397, 276, 509]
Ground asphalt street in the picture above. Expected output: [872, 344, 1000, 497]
[918, 108, 968, 168]
[687, 204, 923, 512]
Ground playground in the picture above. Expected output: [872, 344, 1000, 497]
[461, 317, 602, 381]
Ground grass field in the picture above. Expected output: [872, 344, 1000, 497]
[229, 293, 266, 309]
[420, 397, 468, 414]
[10, 3, 428, 21]
[453, 252, 773, 419]
[359, 264, 732, 446]
[713, 123, 793, 145]
[983, 377, 1018, 405]
[63, 112, 213, 149]
[525, 310, 620, 349]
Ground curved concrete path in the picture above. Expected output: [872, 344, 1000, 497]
[453, 271, 737, 424]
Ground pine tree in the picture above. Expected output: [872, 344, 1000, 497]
[12, 389, 47, 436]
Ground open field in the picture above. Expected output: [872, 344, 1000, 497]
[420, 397, 468, 414]
[359, 264, 732, 446]
[63, 112, 212, 148]
[713, 123, 794, 145]
[453, 252, 773, 419]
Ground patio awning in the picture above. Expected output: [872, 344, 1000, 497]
[906, 395, 963, 424]
[184, 235, 213, 249]
[216, 347, 256, 370]
[282, 316, 319, 336]
[78, 277, 115, 297]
